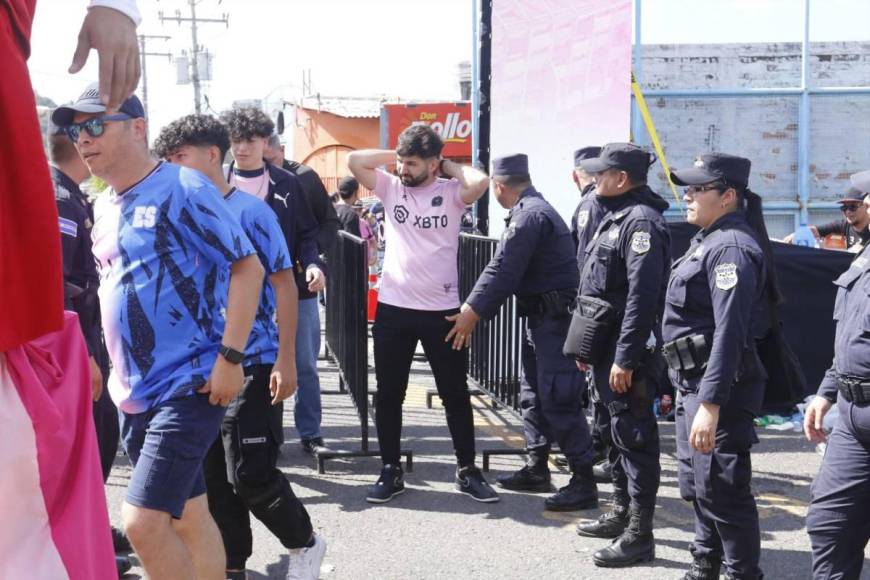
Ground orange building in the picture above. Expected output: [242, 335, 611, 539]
[284, 99, 381, 195]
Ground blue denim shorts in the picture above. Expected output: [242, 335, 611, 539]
[121, 393, 226, 518]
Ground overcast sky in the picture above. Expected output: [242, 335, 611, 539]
[28, 0, 870, 141]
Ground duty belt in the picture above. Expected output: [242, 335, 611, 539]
[662, 334, 709, 374]
[836, 375, 870, 405]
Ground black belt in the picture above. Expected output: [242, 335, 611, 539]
[836, 376, 870, 405]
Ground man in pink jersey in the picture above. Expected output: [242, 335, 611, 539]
[347, 124, 495, 503]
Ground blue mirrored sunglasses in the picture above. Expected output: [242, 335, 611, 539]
[65, 114, 133, 142]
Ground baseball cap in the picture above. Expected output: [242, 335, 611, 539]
[51, 82, 145, 126]
[837, 186, 867, 204]
[670, 153, 752, 188]
[579, 143, 656, 176]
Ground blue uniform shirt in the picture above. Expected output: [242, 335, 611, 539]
[53, 167, 102, 357]
[662, 212, 768, 409]
[467, 187, 578, 320]
[578, 185, 671, 369]
[817, 244, 870, 402]
[571, 183, 607, 274]
[92, 163, 256, 414]
[221, 187, 293, 366]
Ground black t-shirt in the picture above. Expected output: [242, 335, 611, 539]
[335, 203, 361, 237]
[816, 219, 870, 249]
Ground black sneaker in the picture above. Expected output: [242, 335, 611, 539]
[112, 526, 132, 553]
[455, 466, 500, 503]
[496, 464, 552, 492]
[301, 437, 332, 455]
[366, 464, 405, 503]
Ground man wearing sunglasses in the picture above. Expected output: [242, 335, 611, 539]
[783, 187, 870, 252]
[53, 87, 265, 580]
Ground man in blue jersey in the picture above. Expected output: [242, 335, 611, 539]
[154, 114, 327, 580]
[53, 86, 264, 580]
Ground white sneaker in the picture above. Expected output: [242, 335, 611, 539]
[287, 534, 327, 580]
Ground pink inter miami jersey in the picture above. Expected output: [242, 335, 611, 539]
[374, 169, 467, 311]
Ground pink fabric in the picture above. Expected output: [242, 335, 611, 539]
[3, 312, 115, 580]
[374, 169, 466, 311]
[229, 170, 270, 201]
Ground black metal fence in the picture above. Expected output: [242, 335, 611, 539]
[458, 234, 538, 469]
[320, 231, 412, 473]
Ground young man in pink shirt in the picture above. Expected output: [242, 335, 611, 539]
[347, 125, 495, 503]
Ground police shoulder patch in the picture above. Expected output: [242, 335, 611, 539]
[577, 210, 589, 229]
[630, 231, 651, 254]
[714, 263, 738, 290]
[502, 221, 517, 240]
[54, 184, 71, 201]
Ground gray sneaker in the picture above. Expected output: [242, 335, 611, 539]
[455, 466, 500, 503]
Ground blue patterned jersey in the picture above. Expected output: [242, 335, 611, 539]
[221, 188, 293, 366]
[92, 163, 255, 413]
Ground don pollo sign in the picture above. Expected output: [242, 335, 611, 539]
[383, 103, 472, 158]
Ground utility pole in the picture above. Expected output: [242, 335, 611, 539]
[159, 1, 228, 114]
[137, 34, 172, 127]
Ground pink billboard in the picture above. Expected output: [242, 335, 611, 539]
[489, 0, 633, 233]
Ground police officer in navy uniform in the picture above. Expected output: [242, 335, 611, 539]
[804, 168, 870, 579]
[47, 118, 132, 574]
[664, 154, 773, 580]
[446, 153, 598, 511]
[570, 145, 615, 483]
[571, 146, 604, 261]
[571, 143, 670, 568]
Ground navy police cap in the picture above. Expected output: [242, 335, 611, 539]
[579, 142, 656, 176]
[670, 153, 751, 188]
[573, 146, 602, 168]
[492, 153, 529, 176]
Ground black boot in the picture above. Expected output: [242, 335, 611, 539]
[592, 505, 655, 568]
[682, 545, 722, 580]
[496, 448, 551, 492]
[545, 462, 598, 511]
[576, 488, 629, 538]
[592, 459, 612, 483]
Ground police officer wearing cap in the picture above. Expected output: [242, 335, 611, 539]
[569, 143, 670, 568]
[446, 153, 598, 511]
[571, 146, 605, 263]
[570, 145, 615, 483]
[803, 167, 870, 579]
[664, 154, 774, 580]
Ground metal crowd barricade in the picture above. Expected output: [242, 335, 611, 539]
[457, 234, 554, 471]
[319, 231, 412, 474]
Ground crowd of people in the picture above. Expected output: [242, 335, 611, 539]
[3, 1, 870, 579]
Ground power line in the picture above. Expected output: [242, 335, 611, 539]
[137, 34, 172, 131]
[159, 1, 228, 114]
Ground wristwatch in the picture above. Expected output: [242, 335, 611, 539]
[218, 344, 245, 365]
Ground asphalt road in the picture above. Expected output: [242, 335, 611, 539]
[105, 352, 870, 579]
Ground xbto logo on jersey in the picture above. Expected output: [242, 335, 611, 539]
[413, 215, 449, 229]
[394, 205, 410, 224]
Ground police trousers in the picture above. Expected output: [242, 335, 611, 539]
[519, 313, 593, 466]
[590, 350, 660, 508]
[807, 397, 870, 579]
[676, 389, 762, 579]
[203, 364, 313, 569]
